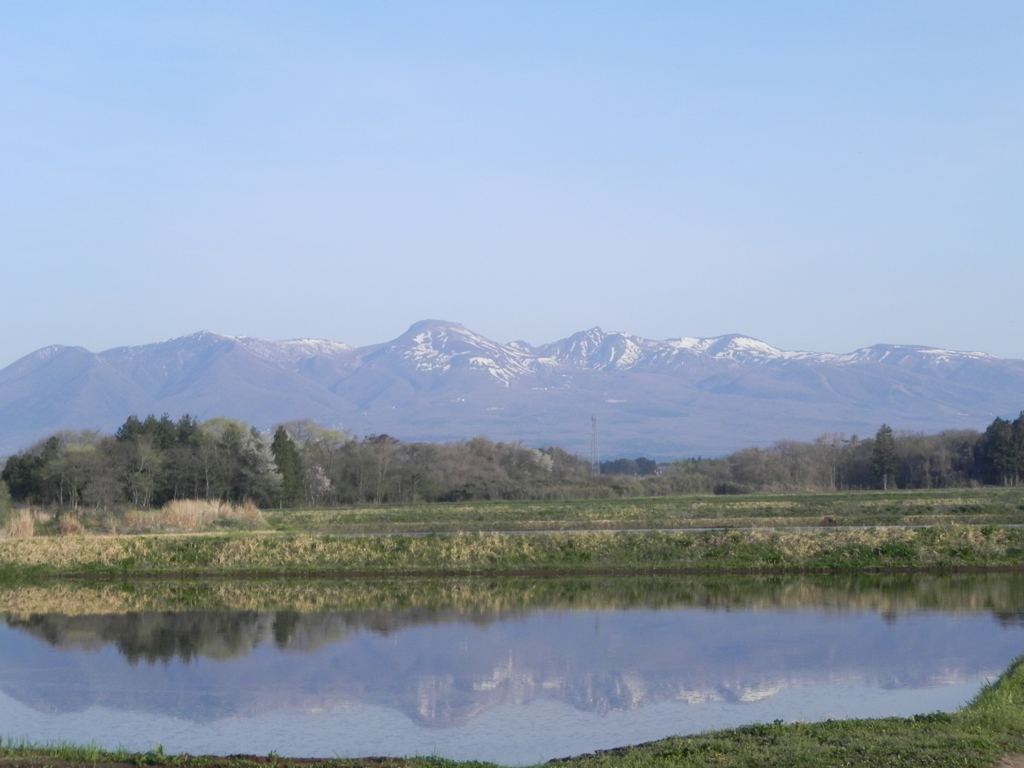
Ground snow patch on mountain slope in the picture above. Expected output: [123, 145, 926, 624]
[606, 337, 645, 369]
[391, 322, 535, 384]
[469, 356, 520, 385]
[704, 335, 791, 361]
[33, 345, 68, 361]
[538, 328, 666, 370]
[811, 345, 998, 366]
[47, 323, 1012, 393]
[238, 337, 355, 363]
[95, 332, 354, 367]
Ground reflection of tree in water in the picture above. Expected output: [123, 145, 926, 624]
[272, 610, 300, 649]
[3, 608, 511, 664]
[3, 597, 1024, 727]
[5, 572, 1024, 668]
[7, 612, 271, 663]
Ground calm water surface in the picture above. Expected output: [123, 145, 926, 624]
[1, 574, 1023, 765]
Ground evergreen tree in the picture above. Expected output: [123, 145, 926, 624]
[1011, 412, 1024, 484]
[0, 480, 12, 529]
[871, 424, 899, 490]
[271, 426, 304, 507]
[982, 416, 1020, 485]
[1, 453, 45, 502]
[635, 457, 659, 476]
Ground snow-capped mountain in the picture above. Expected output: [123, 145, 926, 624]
[1, 320, 1022, 457]
[358, 319, 541, 384]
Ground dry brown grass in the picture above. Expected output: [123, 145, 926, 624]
[0, 524, 1021, 578]
[2, 509, 36, 538]
[124, 499, 265, 533]
[57, 514, 84, 536]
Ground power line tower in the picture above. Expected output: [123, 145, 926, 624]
[590, 414, 600, 475]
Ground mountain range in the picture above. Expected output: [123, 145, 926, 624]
[1, 319, 1022, 457]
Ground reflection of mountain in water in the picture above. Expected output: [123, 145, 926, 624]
[2, 596, 1024, 728]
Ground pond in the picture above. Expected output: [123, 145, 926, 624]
[0, 573, 1022, 765]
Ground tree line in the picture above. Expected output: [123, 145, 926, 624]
[0, 415, 598, 509]
[1, 411, 1023, 510]
[659, 414, 1024, 494]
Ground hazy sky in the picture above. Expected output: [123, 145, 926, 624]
[2, 1, 1022, 367]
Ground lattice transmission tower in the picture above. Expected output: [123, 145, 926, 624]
[590, 414, 600, 475]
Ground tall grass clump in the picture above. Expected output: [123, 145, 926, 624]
[57, 513, 84, 536]
[125, 499, 265, 533]
[2, 509, 35, 539]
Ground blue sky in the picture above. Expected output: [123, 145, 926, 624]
[1, 1, 1022, 366]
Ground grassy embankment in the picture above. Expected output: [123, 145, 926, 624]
[2, 652, 1023, 768]
[1, 488, 1022, 578]
[1, 523, 1024, 579]
[17, 488, 1024, 537]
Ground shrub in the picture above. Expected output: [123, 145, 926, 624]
[713, 482, 750, 495]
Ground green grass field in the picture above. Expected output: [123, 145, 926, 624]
[260, 487, 1024, 534]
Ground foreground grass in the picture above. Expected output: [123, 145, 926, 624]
[556, 653, 1024, 767]
[3, 654, 1023, 768]
[0, 740, 473, 767]
[262, 488, 1024, 534]
[0, 524, 1023, 579]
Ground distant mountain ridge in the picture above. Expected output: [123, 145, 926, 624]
[1, 320, 1022, 457]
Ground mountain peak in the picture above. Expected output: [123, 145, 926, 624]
[383, 320, 534, 383]
[143, 330, 236, 346]
[403, 319, 467, 336]
[831, 343, 1000, 366]
[705, 334, 788, 361]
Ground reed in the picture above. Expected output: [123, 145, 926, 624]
[57, 513, 84, 536]
[123, 500, 266, 533]
[2, 508, 36, 538]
